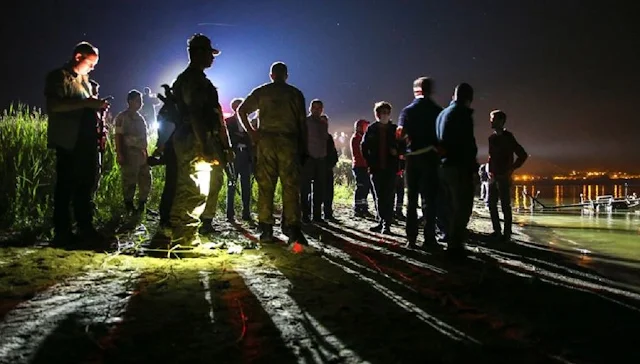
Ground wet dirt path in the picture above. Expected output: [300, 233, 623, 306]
[1, 206, 639, 363]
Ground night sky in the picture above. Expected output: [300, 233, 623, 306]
[1, 0, 638, 174]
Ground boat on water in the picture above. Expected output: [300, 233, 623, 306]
[580, 194, 640, 212]
[522, 190, 640, 212]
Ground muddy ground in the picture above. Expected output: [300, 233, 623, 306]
[1, 202, 639, 364]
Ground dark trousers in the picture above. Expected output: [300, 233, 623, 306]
[324, 167, 334, 217]
[159, 140, 177, 226]
[435, 182, 450, 237]
[53, 142, 98, 235]
[488, 176, 512, 235]
[394, 173, 405, 212]
[226, 148, 253, 219]
[301, 157, 327, 219]
[439, 166, 475, 249]
[405, 154, 439, 242]
[371, 169, 396, 228]
[352, 167, 371, 212]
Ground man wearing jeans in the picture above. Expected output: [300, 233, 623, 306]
[487, 110, 528, 242]
[435, 83, 478, 259]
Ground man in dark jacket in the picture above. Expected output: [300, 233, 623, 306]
[362, 101, 400, 234]
[397, 77, 443, 248]
[435, 83, 478, 258]
[323, 116, 339, 221]
[487, 110, 528, 242]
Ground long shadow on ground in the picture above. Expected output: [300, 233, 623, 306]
[301, 220, 640, 364]
[95, 268, 297, 364]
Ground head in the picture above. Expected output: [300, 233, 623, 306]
[453, 83, 474, 106]
[70, 42, 99, 76]
[309, 99, 324, 118]
[490, 110, 507, 130]
[374, 101, 392, 123]
[270, 62, 288, 82]
[143, 87, 151, 96]
[187, 33, 220, 69]
[413, 76, 433, 98]
[230, 98, 244, 113]
[127, 89, 143, 111]
[354, 119, 370, 134]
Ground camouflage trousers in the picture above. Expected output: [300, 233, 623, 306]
[121, 147, 152, 203]
[201, 164, 224, 220]
[169, 132, 211, 243]
[255, 135, 301, 226]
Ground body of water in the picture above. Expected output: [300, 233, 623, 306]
[505, 182, 640, 266]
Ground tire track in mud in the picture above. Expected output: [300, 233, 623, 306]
[0, 270, 138, 364]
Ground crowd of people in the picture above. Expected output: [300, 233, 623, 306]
[44, 33, 528, 259]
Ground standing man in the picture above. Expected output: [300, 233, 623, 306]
[169, 34, 233, 247]
[361, 101, 400, 235]
[45, 41, 110, 245]
[487, 110, 528, 242]
[114, 89, 152, 213]
[323, 115, 339, 221]
[435, 83, 479, 258]
[237, 62, 308, 246]
[301, 99, 329, 223]
[142, 87, 162, 125]
[225, 98, 254, 222]
[350, 119, 373, 217]
[397, 77, 443, 248]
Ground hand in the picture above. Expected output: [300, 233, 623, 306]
[395, 127, 404, 140]
[117, 154, 124, 165]
[86, 98, 110, 110]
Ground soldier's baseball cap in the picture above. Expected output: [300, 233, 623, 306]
[187, 33, 221, 56]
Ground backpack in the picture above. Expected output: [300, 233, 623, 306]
[155, 84, 180, 145]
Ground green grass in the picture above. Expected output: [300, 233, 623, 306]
[0, 104, 356, 236]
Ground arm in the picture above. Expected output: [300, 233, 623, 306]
[216, 104, 231, 149]
[297, 91, 308, 154]
[511, 134, 528, 170]
[45, 71, 97, 112]
[237, 89, 260, 141]
[361, 127, 371, 164]
[114, 114, 125, 163]
[396, 107, 408, 140]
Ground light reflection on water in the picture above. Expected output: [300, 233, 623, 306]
[513, 183, 633, 209]
[507, 183, 640, 264]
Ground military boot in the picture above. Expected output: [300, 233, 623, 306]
[288, 226, 308, 246]
[259, 223, 273, 243]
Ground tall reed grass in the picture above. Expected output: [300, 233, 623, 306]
[0, 104, 356, 234]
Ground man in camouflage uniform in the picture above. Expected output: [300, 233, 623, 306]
[114, 89, 152, 212]
[237, 62, 308, 246]
[169, 34, 232, 246]
[44, 41, 110, 246]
